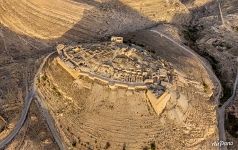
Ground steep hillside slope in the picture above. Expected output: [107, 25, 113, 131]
[180, 1, 238, 149]
[0, 0, 227, 149]
[0, 0, 190, 41]
[38, 53, 217, 150]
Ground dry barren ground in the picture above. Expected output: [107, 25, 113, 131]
[5, 101, 59, 150]
[0, 25, 51, 144]
[1, 0, 237, 149]
[0, 0, 190, 41]
[36, 36, 218, 149]
[182, 0, 238, 149]
[0, 1, 194, 145]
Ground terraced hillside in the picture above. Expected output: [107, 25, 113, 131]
[38, 56, 217, 149]
[0, 0, 190, 41]
[1, 0, 236, 149]
[34, 32, 221, 149]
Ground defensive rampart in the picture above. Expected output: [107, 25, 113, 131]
[56, 57, 147, 90]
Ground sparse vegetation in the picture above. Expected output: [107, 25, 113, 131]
[143, 146, 149, 150]
[123, 143, 126, 150]
[183, 26, 199, 43]
[202, 80, 209, 93]
[150, 142, 156, 150]
[72, 140, 77, 147]
[231, 26, 238, 32]
[2, 0, 236, 149]
[104, 142, 111, 149]
[52, 86, 61, 96]
[225, 113, 238, 138]
[41, 74, 48, 81]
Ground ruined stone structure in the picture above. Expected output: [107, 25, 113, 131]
[56, 41, 176, 115]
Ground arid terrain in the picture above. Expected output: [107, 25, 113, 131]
[0, 0, 237, 150]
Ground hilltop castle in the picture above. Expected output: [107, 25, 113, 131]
[56, 38, 176, 115]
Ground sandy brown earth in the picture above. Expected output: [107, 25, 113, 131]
[0, 25, 49, 142]
[36, 32, 219, 149]
[5, 101, 59, 150]
[39, 61, 213, 149]
[181, 0, 238, 149]
[0, 0, 237, 149]
[0, 1, 193, 144]
[0, 0, 190, 41]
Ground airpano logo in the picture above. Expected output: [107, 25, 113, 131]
[212, 140, 233, 147]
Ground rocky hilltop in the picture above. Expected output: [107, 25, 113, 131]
[35, 38, 218, 149]
[1, 0, 237, 149]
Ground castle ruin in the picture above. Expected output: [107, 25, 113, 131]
[56, 40, 177, 115]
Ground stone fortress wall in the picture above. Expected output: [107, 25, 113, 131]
[56, 41, 173, 90]
[56, 56, 178, 117]
[55, 40, 187, 117]
[56, 57, 148, 90]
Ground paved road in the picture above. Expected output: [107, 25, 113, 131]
[0, 28, 233, 150]
[32, 52, 64, 150]
[150, 29, 222, 103]
[150, 30, 238, 150]
[0, 52, 58, 149]
[0, 90, 34, 149]
[218, 65, 238, 150]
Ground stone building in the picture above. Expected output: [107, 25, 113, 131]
[56, 41, 177, 116]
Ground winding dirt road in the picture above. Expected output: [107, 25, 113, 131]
[0, 52, 64, 150]
[0, 90, 34, 149]
[150, 29, 238, 150]
[0, 28, 235, 150]
[149, 29, 222, 102]
[218, 66, 238, 150]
